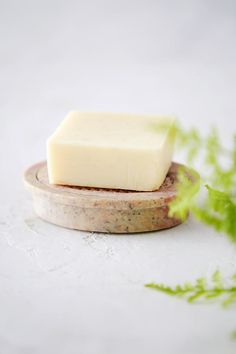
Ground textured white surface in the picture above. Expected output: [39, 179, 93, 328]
[1, 1, 236, 353]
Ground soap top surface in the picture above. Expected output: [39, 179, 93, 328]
[49, 112, 175, 150]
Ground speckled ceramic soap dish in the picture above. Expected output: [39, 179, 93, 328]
[24, 161, 196, 234]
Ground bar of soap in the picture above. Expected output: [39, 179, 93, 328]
[47, 112, 175, 191]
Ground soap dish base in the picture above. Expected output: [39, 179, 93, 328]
[24, 161, 194, 234]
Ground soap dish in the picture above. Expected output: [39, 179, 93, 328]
[24, 162, 196, 234]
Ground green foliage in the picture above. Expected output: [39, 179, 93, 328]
[174, 124, 202, 164]
[193, 186, 236, 243]
[231, 330, 236, 340]
[168, 166, 200, 221]
[164, 122, 236, 243]
[145, 271, 236, 307]
[150, 121, 236, 339]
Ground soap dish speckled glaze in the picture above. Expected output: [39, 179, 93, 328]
[24, 162, 197, 234]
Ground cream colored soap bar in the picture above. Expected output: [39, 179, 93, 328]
[47, 112, 175, 191]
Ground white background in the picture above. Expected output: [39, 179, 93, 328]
[1, 0, 236, 353]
